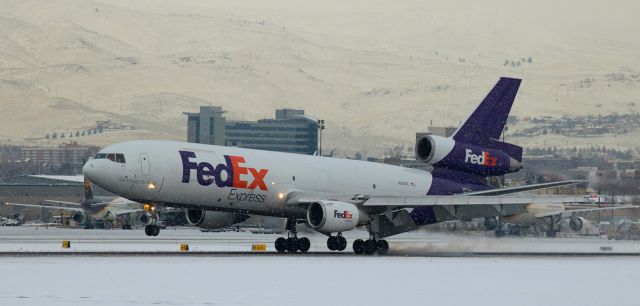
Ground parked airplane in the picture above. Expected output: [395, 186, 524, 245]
[5, 176, 143, 229]
[5, 175, 254, 234]
[82, 77, 585, 254]
[483, 203, 637, 237]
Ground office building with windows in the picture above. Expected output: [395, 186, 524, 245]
[185, 106, 318, 155]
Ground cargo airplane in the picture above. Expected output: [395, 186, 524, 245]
[83, 77, 586, 254]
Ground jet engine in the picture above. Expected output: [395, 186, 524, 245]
[483, 217, 498, 230]
[72, 212, 88, 225]
[415, 135, 456, 164]
[137, 212, 155, 225]
[306, 201, 367, 233]
[569, 217, 585, 232]
[185, 209, 250, 230]
[416, 135, 522, 176]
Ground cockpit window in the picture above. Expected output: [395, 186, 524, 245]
[116, 154, 126, 163]
[98, 153, 126, 163]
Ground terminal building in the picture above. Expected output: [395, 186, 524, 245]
[185, 106, 318, 155]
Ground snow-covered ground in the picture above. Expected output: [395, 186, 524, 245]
[1, 255, 639, 306]
[2, 227, 640, 305]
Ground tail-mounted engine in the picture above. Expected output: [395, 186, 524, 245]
[416, 135, 522, 176]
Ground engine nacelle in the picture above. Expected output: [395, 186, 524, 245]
[569, 217, 585, 232]
[306, 201, 366, 233]
[416, 135, 521, 176]
[185, 209, 249, 230]
[483, 217, 498, 230]
[416, 135, 456, 164]
[73, 212, 88, 225]
[138, 212, 156, 225]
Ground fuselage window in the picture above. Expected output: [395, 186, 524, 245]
[116, 154, 126, 163]
[107, 153, 116, 162]
[95, 153, 107, 159]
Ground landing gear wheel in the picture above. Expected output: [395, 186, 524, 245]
[298, 237, 311, 253]
[353, 239, 365, 254]
[286, 237, 299, 253]
[144, 225, 153, 236]
[145, 225, 160, 236]
[327, 236, 338, 251]
[364, 239, 377, 255]
[376, 240, 389, 254]
[275, 237, 287, 253]
[336, 236, 347, 251]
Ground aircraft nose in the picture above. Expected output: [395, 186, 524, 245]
[83, 160, 97, 181]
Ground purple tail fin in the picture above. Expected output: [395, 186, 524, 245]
[451, 77, 521, 149]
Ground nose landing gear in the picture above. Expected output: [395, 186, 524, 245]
[144, 224, 160, 236]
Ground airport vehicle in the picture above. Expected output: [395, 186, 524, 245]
[0, 217, 21, 226]
[83, 77, 585, 254]
[483, 203, 636, 237]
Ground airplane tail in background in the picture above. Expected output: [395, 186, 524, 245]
[416, 77, 523, 180]
[83, 177, 94, 201]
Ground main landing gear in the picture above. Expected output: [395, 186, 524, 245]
[144, 224, 160, 236]
[274, 219, 310, 253]
[327, 233, 347, 251]
[352, 238, 389, 255]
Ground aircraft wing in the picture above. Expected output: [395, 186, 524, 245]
[4, 202, 85, 212]
[30, 175, 85, 183]
[462, 180, 588, 196]
[285, 190, 586, 207]
[533, 205, 638, 219]
[362, 195, 588, 207]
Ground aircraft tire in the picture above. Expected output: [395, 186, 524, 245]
[298, 237, 311, 253]
[376, 240, 389, 254]
[353, 239, 365, 254]
[364, 240, 377, 255]
[336, 236, 347, 251]
[144, 225, 154, 236]
[286, 237, 299, 253]
[275, 237, 287, 253]
[327, 236, 338, 251]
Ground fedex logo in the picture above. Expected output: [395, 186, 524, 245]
[180, 151, 269, 191]
[334, 210, 353, 220]
[464, 149, 497, 167]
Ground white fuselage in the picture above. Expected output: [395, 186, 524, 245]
[83, 140, 432, 218]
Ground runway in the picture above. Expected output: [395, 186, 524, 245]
[2, 226, 640, 255]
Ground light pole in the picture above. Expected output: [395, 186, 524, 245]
[317, 119, 325, 156]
